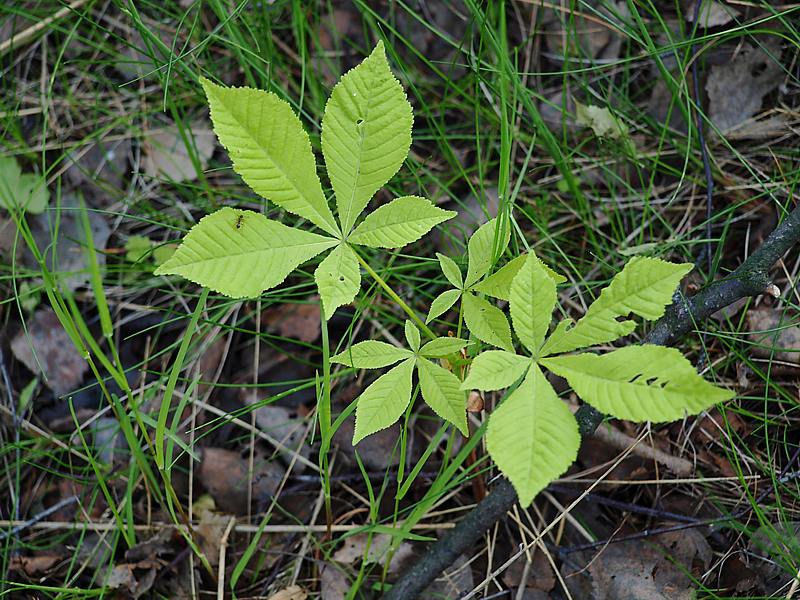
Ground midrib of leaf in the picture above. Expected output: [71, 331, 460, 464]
[339, 85, 377, 235]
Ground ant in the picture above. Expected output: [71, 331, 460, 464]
[234, 214, 244, 229]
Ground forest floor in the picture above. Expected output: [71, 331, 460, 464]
[1, 1, 800, 598]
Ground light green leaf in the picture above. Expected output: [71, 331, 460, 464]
[462, 292, 514, 352]
[541, 257, 693, 356]
[315, 243, 360, 319]
[155, 207, 337, 298]
[461, 350, 531, 391]
[420, 337, 469, 358]
[486, 365, 580, 506]
[417, 357, 468, 436]
[472, 253, 566, 301]
[331, 340, 413, 369]
[348, 196, 455, 248]
[465, 219, 510, 288]
[426, 288, 461, 323]
[125, 235, 152, 263]
[321, 41, 413, 234]
[575, 101, 629, 141]
[541, 345, 734, 423]
[437, 253, 462, 288]
[510, 253, 557, 355]
[404, 320, 420, 352]
[0, 158, 48, 214]
[200, 78, 339, 236]
[353, 358, 415, 444]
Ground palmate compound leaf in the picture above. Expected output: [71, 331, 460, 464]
[348, 196, 456, 248]
[462, 292, 514, 352]
[322, 40, 413, 235]
[460, 350, 531, 391]
[541, 257, 693, 356]
[510, 253, 557, 355]
[486, 364, 580, 506]
[465, 218, 511, 288]
[314, 243, 360, 319]
[200, 79, 339, 237]
[541, 345, 735, 423]
[417, 357, 468, 436]
[331, 340, 413, 369]
[353, 358, 415, 444]
[155, 207, 337, 298]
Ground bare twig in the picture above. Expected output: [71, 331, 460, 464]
[385, 201, 800, 600]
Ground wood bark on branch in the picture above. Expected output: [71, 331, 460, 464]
[385, 202, 800, 600]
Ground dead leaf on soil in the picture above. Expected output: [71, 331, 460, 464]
[198, 447, 283, 514]
[747, 307, 800, 365]
[562, 528, 712, 600]
[706, 38, 784, 134]
[502, 550, 556, 593]
[9, 554, 62, 577]
[142, 122, 215, 183]
[575, 101, 630, 141]
[11, 308, 89, 396]
[268, 585, 308, 600]
[19, 193, 111, 292]
[248, 401, 312, 473]
[261, 297, 321, 343]
[685, 0, 740, 28]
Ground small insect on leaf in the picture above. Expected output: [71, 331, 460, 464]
[234, 214, 244, 229]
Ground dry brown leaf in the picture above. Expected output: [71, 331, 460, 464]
[261, 298, 321, 343]
[685, 0, 740, 28]
[198, 447, 283, 514]
[268, 586, 308, 600]
[11, 308, 89, 396]
[9, 554, 62, 577]
[706, 38, 783, 134]
[747, 307, 800, 365]
[142, 122, 215, 183]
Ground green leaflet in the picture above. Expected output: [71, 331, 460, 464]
[200, 79, 339, 237]
[154, 208, 337, 298]
[404, 320, 421, 352]
[510, 253, 557, 355]
[0, 157, 48, 214]
[462, 292, 514, 352]
[461, 350, 531, 391]
[353, 358, 415, 444]
[322, 41, 413, 234]
[426, 288, 461, 323]
[315, 243, 361, 319]
[437, 253, 462, 288]
[486, 365, 580, 506]
[473, 253, 565, 301]
[331, 340, 413, 369]
[541, 345, 734, 422]
[420, 337, 469, 358]
[349, 196, 456, 248]
[541, 257, 693, 355]
[417, 357, 468, 435]
[465, 219, 511, 288]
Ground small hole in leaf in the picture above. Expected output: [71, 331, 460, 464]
[356, 118, 364, 125]
[339, 276, 345, 282]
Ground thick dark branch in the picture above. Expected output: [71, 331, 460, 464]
[385, 202, 800, 600]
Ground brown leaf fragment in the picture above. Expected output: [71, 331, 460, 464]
[11, 308, 88, 396]
[706, 38, 783, 134]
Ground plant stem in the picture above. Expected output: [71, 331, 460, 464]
[355, 250, 437, 340]
[385, 201, 800, 600]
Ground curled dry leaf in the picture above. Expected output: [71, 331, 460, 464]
[747, 307, 800, 365]
[267, 585, 308, 600]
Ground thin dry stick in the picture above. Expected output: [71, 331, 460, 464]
[0, 0, 90, 54]
[217, 517, 236, 599]
[592, 422, 694, 476]
[386, 202, 800, 600]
